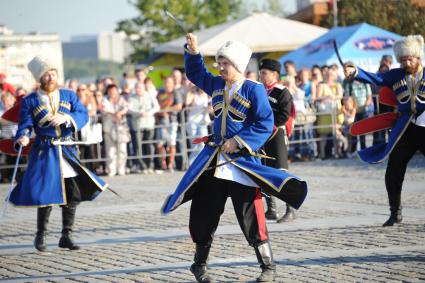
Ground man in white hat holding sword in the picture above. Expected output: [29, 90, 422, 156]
[344, 35, 425, 227]
[162, 33, 308, 283]
[10, 56, 108, 252]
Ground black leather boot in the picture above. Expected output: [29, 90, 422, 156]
[277, 204, 295, 223]
[254, 242, 276, 282]
[265, 196, 278, 220]
[383, 194, 402, 227]
[59, 205, 80, 250]
[190, 243, 212, 283]
[34, 206, 52, 252]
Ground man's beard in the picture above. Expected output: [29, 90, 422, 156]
[40, 81, 58, 92]
[404, 62, 420, 74]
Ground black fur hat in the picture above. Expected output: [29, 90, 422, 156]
[259, 58, 281, 74]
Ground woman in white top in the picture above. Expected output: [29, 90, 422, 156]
[185, 85, 211, 164]
[284, 76, 308, 160]
[76, 84, 98, 171]
[101, 84, 129, 176]
[128, 82, 160, 172]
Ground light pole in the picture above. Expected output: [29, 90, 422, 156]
[333, 0, 338, 27]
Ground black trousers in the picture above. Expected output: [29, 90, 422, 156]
[264, 128, 288, 169]
[351, 111, 368, 152]
[63, 177, 82, 207]
[189, 167, 268, 247]
[385, 123, 425, 195]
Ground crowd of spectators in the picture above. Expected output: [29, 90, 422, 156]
[273, 55, 393, 162]
[0, 54, 393, 181]
[69, 67, 214, 177]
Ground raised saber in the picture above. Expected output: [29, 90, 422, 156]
[164, 9, 188, 34]
[1, 144, 23, 218]
[332, 39, 345, 67]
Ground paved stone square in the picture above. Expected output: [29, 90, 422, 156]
[0, 156, 424, 282]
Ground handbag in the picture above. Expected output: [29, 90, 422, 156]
[295, 107, 317, 125]
[81, 122, 103, 144]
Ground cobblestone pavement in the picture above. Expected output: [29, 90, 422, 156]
[0, 155, 424, 282]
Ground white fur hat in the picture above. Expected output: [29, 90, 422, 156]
[28, 56, 57, 82]
[215, 40, 252, 73]
[393, 35, 424, 62]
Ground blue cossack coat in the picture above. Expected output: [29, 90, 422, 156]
[9, 88, 107, 207]
[352, 66, 425, 163]
[161, 48, 308, 214]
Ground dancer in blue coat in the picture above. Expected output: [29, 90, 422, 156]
[162, 33, 307, 283]
[11, 56, 108, 251]
[344, 35, 425, 226]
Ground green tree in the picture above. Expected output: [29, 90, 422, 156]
[239, 0, 288, 18]
[116, 0, 242, 62]
[321, 0, 425, 38]
[263, 0, 288, 17]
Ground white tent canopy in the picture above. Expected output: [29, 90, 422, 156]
[154, 12, 328, 56]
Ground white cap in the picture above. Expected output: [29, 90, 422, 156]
[28, 56, 57, 82]
[393, 35, 424, 63]
[215, 40, 252, 73]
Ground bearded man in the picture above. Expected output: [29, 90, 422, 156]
[344, 35, 425, 227]
[10, 56, 108, 251]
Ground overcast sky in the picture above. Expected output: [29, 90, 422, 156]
[0, 0, 296, 42]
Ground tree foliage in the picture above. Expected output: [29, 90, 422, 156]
[321, 0, 425, 38]
[116, 0, 242, 62]
[239, 0, 288, 17]
[263, 0, 288, 17]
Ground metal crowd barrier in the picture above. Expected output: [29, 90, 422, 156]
[0, 106, 342, 171]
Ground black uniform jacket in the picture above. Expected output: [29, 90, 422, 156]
[264, 84, 293, 169]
